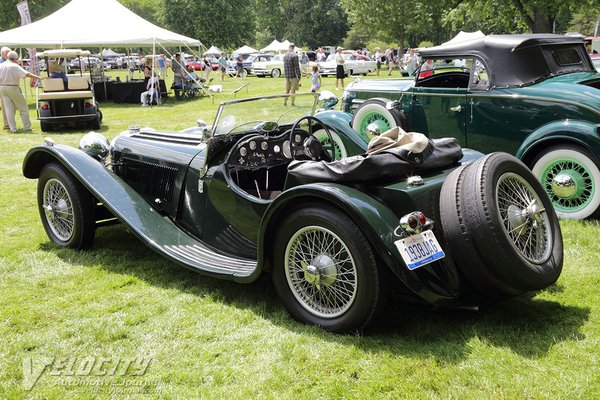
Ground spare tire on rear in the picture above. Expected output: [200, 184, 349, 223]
[439, 153, 563, 298]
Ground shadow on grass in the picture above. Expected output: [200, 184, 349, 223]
[44, 224, 589, 364]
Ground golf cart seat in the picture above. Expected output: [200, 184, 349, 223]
[39, 77, 94, 100]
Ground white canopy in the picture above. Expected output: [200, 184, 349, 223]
[101, 49, 119, 58]
[234, 45, 258, 55]
[0, 0, 201, 48]
[260, 40, 284, 52]
[204, 45, 223, 56]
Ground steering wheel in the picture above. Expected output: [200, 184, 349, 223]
[288, 116, 335, 161]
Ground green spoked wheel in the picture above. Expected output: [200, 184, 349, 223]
[313, 128, 347, 160]
[350, 98, 405, 142]
[531, 145, 600, 219]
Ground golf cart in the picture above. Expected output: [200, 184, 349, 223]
[36, 49, 103, 132]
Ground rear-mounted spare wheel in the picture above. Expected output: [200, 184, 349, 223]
[439, 153, 563, 298]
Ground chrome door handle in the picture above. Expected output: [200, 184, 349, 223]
[450, 105, 462, 112]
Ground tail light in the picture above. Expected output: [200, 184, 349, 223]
[84, 101, 94, 108]
[39, 102, 49, 110]
[396, 211, 434, 237]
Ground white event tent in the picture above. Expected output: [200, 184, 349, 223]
[0, 0, 201, 48]
[203, 45, 223, 56]
[234, 45, 258, 55]
[260, 40, 285, 53]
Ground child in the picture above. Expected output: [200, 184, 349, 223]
[311, 64, 321, 93]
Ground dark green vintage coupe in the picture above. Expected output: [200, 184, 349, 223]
[23, 93, 562, 332]
[343, 34, 600, 220]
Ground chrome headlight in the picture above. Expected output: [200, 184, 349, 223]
[79, 131, 110, 162]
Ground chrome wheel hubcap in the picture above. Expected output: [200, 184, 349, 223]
[551, 173, 577, 199]
[285, 226, 357, 318]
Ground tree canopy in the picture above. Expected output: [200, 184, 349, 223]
[1, 0, 599, 52]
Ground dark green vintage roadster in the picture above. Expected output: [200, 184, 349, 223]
[23, 93, 563, 332]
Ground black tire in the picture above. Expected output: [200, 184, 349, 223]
[439, 163, 521, 298]
[351, 98, 407, 142]
[40, 121, 51, 132]
[90, 115, 101, 130]
[529, 143, 600, 219]
[38, 163, 96, 249]
[440, 153, 563, 297]
[272, 204, 388, 332]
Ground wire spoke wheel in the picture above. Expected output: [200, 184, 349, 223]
[43, 178, 75, 242]
[284, 226, 357, 318]
[496, 172, 552, 264]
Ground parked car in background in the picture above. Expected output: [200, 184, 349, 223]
[226, 53, 259, 77]
[318, 53, 376, 77]
[343, 34, 600, 219]
[23, 92, 563, 332]
[251, 54, 287, 78]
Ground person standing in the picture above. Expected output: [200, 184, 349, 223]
[374, 47, 382, 76]
[387, 48, 395, 76]
[310, 65, 321, 93]
[235, 53, 244, 79]
[171, 53, 184, 99]
[0, 46, 11, 131]
[283, 43, 300, 106]
[142, 58, 152, 86]
[218, 52, 227, 81]
[158, 54, 166, 78]
[335, 46, 345, 90]
[0, 51, 42, 133]
[299, 51, 309, 78]
[202, 55, 211, 80]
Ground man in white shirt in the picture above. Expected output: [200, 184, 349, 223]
[0, 51, 43, 132]
[0, 46, 10, 130]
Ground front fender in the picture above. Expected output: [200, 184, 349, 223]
[516, 119, 600, 162]
[23, 144, 257, 282]
[258, 183, 452, 304]
[315, 109, 366, 154]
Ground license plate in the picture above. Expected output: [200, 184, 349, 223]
[394, 230, 445, 270]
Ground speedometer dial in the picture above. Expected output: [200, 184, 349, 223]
[282, 140, 292, 158]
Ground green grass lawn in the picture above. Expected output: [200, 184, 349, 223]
[1, 69, 599, 399]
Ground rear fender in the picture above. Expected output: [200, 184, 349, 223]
[258, 183, 452, 304]
[517, 120, 600, 163]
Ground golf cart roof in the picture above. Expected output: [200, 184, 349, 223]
[37, 49, 91, 58]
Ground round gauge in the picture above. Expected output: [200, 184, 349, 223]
[249, 141, 257, 150]
[240, 147, 247, 157]
[294, 134, 302, 143]
[261, 141, 268, 150]
[282, 140, 292, 158]
[273, 145, 281, 153]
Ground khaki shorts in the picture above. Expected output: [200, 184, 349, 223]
[285, 77, 299, 92]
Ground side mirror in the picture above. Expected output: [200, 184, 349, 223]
[366, 123, 381, 137]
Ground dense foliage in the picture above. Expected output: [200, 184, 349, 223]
[0, 0, 599, 50]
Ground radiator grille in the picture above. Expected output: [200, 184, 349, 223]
[120, 156, 179, 201]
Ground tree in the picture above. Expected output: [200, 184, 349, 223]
[254, 0, 349, 49]
[0, 0, 67, 32]
[161, 0, 256, 49]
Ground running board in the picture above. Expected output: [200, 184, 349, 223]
[163, 244, 256, 276]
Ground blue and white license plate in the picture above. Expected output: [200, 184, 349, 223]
[394, 230, 445, 270]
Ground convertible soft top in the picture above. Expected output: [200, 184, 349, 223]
[418, 34, 594, 87]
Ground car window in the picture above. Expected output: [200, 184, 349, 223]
[415, 58, 471, 88]
[469, 58, 491, 91]
[552, 48, 583, 66]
